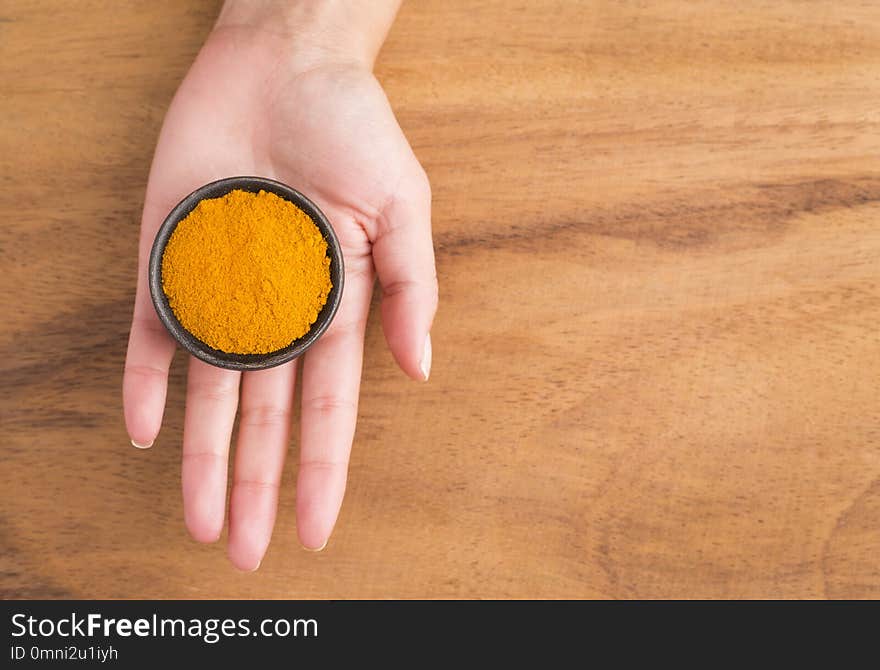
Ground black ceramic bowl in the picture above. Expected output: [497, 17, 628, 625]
[148, 176, 344, 371]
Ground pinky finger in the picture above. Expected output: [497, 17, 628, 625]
[123, 307, 176, 448]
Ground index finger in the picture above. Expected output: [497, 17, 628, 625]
[296, 264, 374, 550]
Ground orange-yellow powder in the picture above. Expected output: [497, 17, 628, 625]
[161, 189, 332, 354]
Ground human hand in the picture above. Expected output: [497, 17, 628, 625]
[123, 2, 437, 569]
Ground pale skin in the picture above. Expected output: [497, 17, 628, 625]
[123, 0, 438, 570]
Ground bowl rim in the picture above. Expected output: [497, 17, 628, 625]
[148, 176, 345, 371]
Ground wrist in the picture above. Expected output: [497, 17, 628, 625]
[216, 0, 401, 70]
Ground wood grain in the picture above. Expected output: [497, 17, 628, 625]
[1, 0, 878, 599]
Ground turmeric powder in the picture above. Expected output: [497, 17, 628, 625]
[161, 189, 332, 354]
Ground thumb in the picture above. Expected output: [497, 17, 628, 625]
[372, 170, 438, 381]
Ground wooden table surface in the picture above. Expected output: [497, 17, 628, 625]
[1, 1, 878, 599]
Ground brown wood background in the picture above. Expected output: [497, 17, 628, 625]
[1, 1, 878, 599]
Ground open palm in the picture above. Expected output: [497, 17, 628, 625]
[124, 26, 437, 569]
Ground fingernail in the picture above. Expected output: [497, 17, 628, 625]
[131, 438, 154, 449]
[302, 539, 328, 553]
[231, 557, 261, 573]
[419, 333, 432, 381]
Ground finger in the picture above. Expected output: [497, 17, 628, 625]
[182, 357, 241, 543]
[372, 170, 438, 381]
[227, 362, 296, 571]
[297, 263, 374, 550]
[123, 303, 176, 448]
[122, 198, 178, 448]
